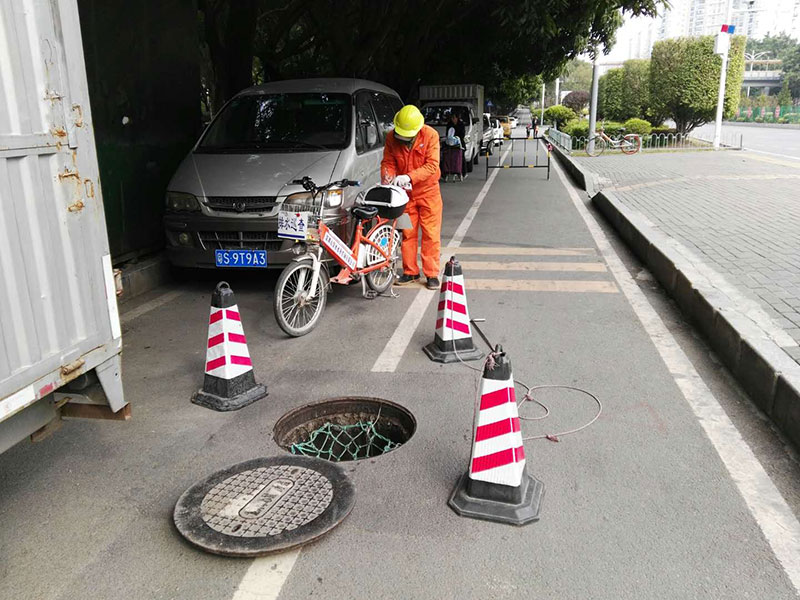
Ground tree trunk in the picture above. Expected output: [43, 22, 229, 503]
[202, 0, 258, 114]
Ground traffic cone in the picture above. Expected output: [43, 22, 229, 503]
[449, 345, 544, 525]
[192, 281, 268, 411]
[423, 256, 483, 363]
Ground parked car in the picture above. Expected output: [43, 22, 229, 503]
[497, 115, 512, 137]
[419, 84, 485, 173]
[480, 113, 495, 154]
[490, 116, 504, 146]
[509, 116, 519, 129]
[164, 78, 403, 269]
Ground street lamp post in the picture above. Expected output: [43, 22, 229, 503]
[588, 59, 599, 155]
[714, 0, 741, 150]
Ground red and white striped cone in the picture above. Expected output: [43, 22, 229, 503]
[423, 257, 483, 363]
[449, 346, 543, 525]
[191, 282, 268, 411]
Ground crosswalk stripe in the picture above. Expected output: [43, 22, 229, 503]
[460, 261, 607, 272]
[469, 279, 618, 293]
[442, 246, 595, 256]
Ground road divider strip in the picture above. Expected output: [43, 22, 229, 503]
[553, 155, 800, 595]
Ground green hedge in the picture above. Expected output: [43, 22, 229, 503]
[623, 118, 652, 136]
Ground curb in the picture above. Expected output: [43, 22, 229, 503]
[592, 189, 800, 448]
[118, 252, 172, 305]
[546, 137, 597, 197]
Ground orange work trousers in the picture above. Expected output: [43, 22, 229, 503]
[401, 196, 442, 278]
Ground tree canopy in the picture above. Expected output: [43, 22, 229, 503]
[649, 35, 745, 134]
[199, 0, 664, 112]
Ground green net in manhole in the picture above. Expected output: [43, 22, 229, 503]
[289, 420, 401, 461]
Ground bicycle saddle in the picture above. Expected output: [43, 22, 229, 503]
[351, 205, 378, 220]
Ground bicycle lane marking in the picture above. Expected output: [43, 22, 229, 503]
[225, 150, 511, 600]
[371, 148, 511, 373]
[553, 157, 800, 595]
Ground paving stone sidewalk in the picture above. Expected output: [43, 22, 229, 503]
[575, 151, 800, 363]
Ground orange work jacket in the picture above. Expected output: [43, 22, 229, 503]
[380, 125, 441, 205]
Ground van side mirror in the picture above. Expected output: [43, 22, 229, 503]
[367, 128, 377, 146]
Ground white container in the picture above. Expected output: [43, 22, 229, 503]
[0, 0, 125, 453]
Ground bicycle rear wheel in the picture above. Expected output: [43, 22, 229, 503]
[585, 136, 606, 157]
[621, 134, 641, 155]
[366, 224, 401, 294]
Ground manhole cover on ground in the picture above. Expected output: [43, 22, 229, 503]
[273, 397, 416, 462]
[173, 456, 355, 557]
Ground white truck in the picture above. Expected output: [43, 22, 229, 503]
[0, 0, 127, 454]
[419, 84, 485, 173]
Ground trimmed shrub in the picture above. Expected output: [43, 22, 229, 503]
[651, 126, 677, 135]
[623, 118, 652, 136]
[564, 120, 589, 138]
[599, 120, 625, 136]
[543, 104, 578, 129]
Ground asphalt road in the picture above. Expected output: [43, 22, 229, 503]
[1, 111, 799, 599]
[693, 121, 800, 159]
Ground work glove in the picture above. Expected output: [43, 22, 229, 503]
[392, 174, 411, 189]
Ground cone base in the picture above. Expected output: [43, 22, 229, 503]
[192, 383, 268, 412]
[448, 472, 544, 526]
[423, 339, 483, 364]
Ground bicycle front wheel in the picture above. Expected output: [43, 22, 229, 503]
[273, 261, 328, 337]
[621, 134, 641, 155]
[585, 136, 606, 157]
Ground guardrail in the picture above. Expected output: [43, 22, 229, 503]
[547, 127, 743, 154]
[546, 127, 573, 154]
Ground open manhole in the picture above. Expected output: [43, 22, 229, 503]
[174, 456, 354, 557]
[274, 397, 416, 462]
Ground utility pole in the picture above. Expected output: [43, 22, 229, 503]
[555, 77, 561, 105]
[540, 82, 545, 127]
[713, 0, 734, 150]
[588, 59, 599, 154]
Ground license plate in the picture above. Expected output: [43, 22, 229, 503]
[278, 210, 309, 240]
[214, 249, 267, 268]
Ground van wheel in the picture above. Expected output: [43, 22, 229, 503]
[473, 151, 480, 165]
[465, 154, 474, 173]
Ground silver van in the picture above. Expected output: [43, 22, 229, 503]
[163, 78, 403, 269]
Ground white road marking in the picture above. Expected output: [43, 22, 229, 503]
[119, 290, 184, 325]
[231, 550, 300, 600]
[745, 148, 800, 161]
[443, 246, 596, 256]
[554, 158, 800, 595]
[371, 149, 510, 372]
[460, 261, 607, 272]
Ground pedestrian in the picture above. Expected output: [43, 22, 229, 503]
[448, 112, 468, 179]
[532, 115, 539, 137]
[381, 104, 443, 290]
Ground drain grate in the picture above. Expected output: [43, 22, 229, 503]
[174, 456, 354, 556]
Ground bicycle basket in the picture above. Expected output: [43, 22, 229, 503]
[363, 185, 408, 219]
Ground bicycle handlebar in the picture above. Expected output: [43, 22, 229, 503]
[290, 177, 360, 193]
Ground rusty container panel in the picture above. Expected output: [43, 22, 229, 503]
[0, 0, 123, 426]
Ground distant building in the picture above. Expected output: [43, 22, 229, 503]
[605, 0, 800, 65]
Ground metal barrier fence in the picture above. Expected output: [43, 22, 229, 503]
[485, 136, 550, 180]
[547, 128, 743, 154]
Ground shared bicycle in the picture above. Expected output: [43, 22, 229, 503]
[585, 126, 641, 157]
[273, 177, 407, 337]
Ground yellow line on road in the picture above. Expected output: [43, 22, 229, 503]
[460, 261, 606, 272]
[469, 279, 618, 293]
[442, 246, 596, 256]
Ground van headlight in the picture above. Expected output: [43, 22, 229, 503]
[166, 192, 200, 212]
[285, 189, 343, 209]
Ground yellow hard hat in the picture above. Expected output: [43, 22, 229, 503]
[393, 105, 424, 138]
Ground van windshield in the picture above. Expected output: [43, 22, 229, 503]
[422, 105, 471, 126]
[198, 93, 351, 152]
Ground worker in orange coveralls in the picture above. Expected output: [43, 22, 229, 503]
[381, 104, 443, 290]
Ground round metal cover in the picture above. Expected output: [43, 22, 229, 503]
[173, 456, 355, 557]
